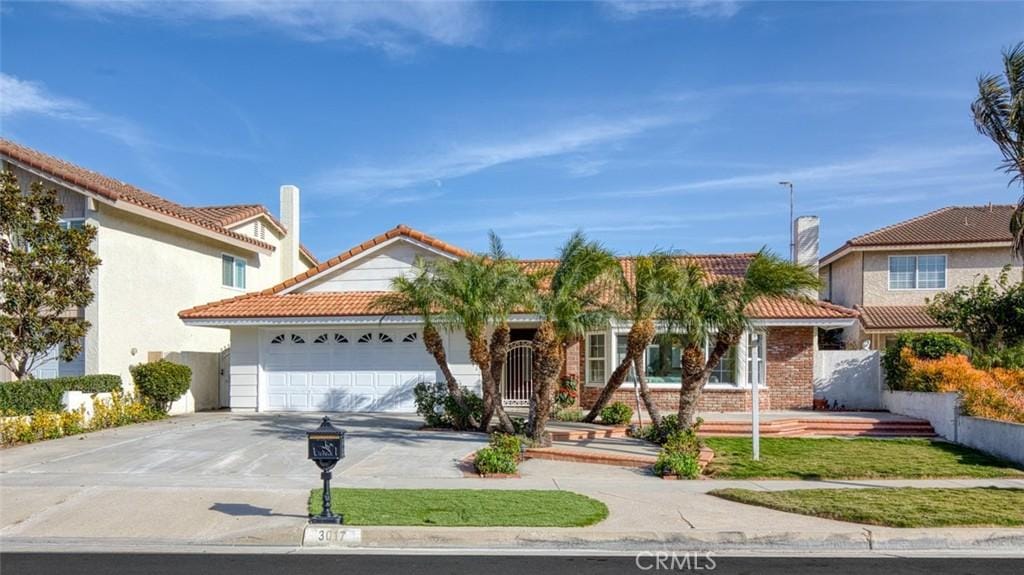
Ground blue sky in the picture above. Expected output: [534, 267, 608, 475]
[2, 1, 1022, 260]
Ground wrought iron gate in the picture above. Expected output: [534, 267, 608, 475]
[502, 340, 533, 407]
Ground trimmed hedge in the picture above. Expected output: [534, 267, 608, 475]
[130, 360, 191, 413]
[0, 374, 122, 415]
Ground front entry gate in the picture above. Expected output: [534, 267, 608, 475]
[502, 340, 533, 407]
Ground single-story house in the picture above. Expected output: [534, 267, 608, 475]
[180, 225, 857, 414]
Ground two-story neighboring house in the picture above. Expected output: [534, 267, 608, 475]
[819, 205, 1022, 350]
[0, 139, 317, 411]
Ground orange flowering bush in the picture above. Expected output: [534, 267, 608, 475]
[905, 352, 1024, 424]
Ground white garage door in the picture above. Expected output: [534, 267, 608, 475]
[262, 328, 435, 412]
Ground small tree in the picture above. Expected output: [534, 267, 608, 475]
[0, 170, 101, 379]
[927, 265, 1024, 355]
[130, 359, 191, 413]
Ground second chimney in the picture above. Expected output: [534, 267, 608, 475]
[280, 185, 301, 279]
[793, 215, 820, 276]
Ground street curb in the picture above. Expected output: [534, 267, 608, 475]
[351, 527, 1024, 551]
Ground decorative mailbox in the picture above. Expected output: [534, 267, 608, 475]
[307, 417, 345, 469]
[307, 416, 346, 524]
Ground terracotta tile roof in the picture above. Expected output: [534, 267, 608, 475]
[747, 297, 858, 320]
[1, 138, 275, 252]
[822, 205, 1016, 263]
[856, 305, 946, 331]
[184, 204, 319, 263]
[180, 226, 856, 322]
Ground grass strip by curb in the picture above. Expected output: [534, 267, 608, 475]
[308, 488, 609, 527]
[703, 437, 1024, 480]
[709, 487, 1024, 528]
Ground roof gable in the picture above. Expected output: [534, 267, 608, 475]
[822, 205, 1016, 264]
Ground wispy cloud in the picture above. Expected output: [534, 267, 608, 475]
[0, 74, 86, 119]
[63, 0, 488, 54]
[603, 0, 742, 19]
[667, 81, 971, 103]
[312, 115, 675, 196]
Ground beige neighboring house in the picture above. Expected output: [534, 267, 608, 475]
[819, 204, 1022, 350]
[0, 139, 317, 412]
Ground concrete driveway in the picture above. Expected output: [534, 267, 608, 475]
[0, 412, 487, 546]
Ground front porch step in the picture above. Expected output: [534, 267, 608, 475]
[548, 416, 938, 439]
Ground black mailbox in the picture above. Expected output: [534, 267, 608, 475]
[307, 417, 345, 469]
[307, 416, 346, 524]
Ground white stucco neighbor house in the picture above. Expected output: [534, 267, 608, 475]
[180, 225, 858, 414]
[0, 139, 318, 411]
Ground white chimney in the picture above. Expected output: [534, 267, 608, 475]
[793, 215, 819, 275]
[280, 185, 301, 278]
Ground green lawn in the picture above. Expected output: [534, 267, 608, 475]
[703, 437, 1024, 480]
[709, 487, 1024, 528]
[308, 488, 609, 527]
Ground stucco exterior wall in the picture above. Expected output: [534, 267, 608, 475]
[861, 247, 1020, 306]
[95, 206, 287, 410]
[823, 252, 863, 307]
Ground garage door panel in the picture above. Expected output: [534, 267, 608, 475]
[263, 329, 435, 412]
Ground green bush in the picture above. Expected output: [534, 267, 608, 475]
[554, 408, 584, 422]
[599, 401, 633, 425]
[489, 432, 522, 459]
[0, 374, 122, 415]
[653, 450, 701, 478]
[1, 390, 164, 447]
[882, 333, 971, 390]
[130, 360, 191, 413]
[474, 446, 518, 475]
[639, 414, 682, 444]
[413, 382, 483, 429]
[972, 345, 1024, 370]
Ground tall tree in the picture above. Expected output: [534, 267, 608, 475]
[373, 258, 478, 430]
[528, 232, 619, 444]
[665, 251, 820, 426]
[583, 253, 681, 425]
[432, 247, 522, 434]
[972, 41, 1024, 258]
[0, 171, 101, 379]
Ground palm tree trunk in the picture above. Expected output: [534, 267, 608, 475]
[583, 319, 656, 422]
[422, 324, 478, 430]
[528, 321, 562, 446]
[486, 322, 516, 434]
[469, 333, 501, 432]
[634, 357, 662, 426]
[677, 333, 738, 427]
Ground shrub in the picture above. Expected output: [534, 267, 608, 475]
[1, 391, 162, 447]
[130, 360, 191, 413]
[413, 382, 483, 429]
[90, 390, 164, 430]
[474, 446, 518, 475]
[599, 401, 633, 425]
[882, 333, 970, 390]
[653, 451, 701, 479]
[554, 377, 578, 410]
[972, 345, 1024, 370]
[639, 414, 682, 444]
[489, 432, 523, 459]
[0, 414, 33, 445]
[663, 427, 703, 457]
[554, 408, 584, 422]
[905, 354, 1024, 424]
[0, 374, 122, 415]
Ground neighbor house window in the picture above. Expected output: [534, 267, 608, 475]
[587, 334, 606, 384]
[222, 254, 246, 289]
[615, 334, 636, 383]
[889, 255, 945, 290]
[59, 218, 86, 230]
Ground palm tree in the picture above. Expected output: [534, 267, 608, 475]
[583, 253, 682, 425]
[373, 258, 477, 430]
[528, 231, 619, 444]
[432, 244, 523, 434]
[666, 251, 820, 427]
[972, 41, 1024, 258]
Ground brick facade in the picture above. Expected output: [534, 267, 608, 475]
[578, 327, 815, 413]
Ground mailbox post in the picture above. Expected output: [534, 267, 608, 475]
[307, 416, 346, 524]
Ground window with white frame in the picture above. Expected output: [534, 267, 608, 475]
[59, 218, 86, 230]
[889, 255, 946, 290]
[587, 333, 606, 384]
[615, 334, 636, 383]
[645, 334, 682, 384]
[707, 344, 737, 385]
[221, 254, 246, 289]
